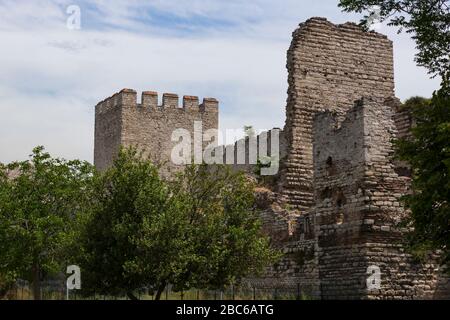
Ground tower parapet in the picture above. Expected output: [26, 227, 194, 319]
[94, 88, 219, 173]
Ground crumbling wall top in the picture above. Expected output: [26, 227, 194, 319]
[295, 17, 390, 40]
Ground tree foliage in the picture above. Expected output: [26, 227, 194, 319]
[0, 146, 94, 299]
[77, 148, 278, 300]
[74, 148, 173, 299]
[168, 163, 279, 293]
[395, 81, 450, 264]
[0, 163, 15, 298]
[339, 0, 450, 78]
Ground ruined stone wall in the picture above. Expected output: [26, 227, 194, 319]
[281, 17, 395, 211]
[387, 97, 413, 177]
[313, 99, 369, 299]
[313, 98, 450, 299]
[359, 99, 449, 299]
[244, 188, 320, 299]
[215, 129, 287, 183]
[245, 237, 319, 299]
[92, 18, 450, 300]
[94, 89, 219, 173]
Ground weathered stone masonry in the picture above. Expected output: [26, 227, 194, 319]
[280, 17, 395, 211]
[94, 17, 450, 299]
[94, 89, 218, 174]
[313, 98, 449, 299]
[244, 18, 450, 299]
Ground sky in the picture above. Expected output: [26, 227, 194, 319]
[0, 0, 442, 164]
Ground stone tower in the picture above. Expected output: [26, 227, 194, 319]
[313, 98, 450, 299]
[281, 17, 395, 211]
[244, 17, 450, 300]
[94, 89, 219, 173]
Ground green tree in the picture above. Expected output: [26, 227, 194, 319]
[78, 148, 278, 300]
[395, 83, 450, 264]
[339, 0, 450, 78]
[75, 147, 175, 300]
[0, 163, 15, 298]
[167, 164, 279, 294]
[0, 146, 93, 300]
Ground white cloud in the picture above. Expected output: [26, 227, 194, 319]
[0, 0, 69, 31]
[0, 0, 440, 163]
[0, 27, 286, 162]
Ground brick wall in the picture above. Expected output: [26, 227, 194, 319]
[280, 17, 395, 211]
[313, 98, 450, 299]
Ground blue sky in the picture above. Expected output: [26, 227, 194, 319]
[0, 0, 441, 163]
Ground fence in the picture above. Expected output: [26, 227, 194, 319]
[5, 281, 312, 300]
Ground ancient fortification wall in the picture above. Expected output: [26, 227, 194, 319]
[242, 18, 449, 299]
[281, 17, 395, 211]
[94, 17, 450, 299]
[248, 187, 319, 298]
[313, 98, 449, 299]
[94, 89, 218, 174]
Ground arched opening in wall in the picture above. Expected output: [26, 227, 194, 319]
[334, 190, 346, 225]
[298, 222, 304, 235]
[305, 216, 313, 236]
[320, 187, 332, 200]
[326, 156, 336, 175]
[335, 191, 346, 208]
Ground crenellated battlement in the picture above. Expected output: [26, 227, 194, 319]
[95, 89, 137, 114]
[96, 88, 218, 115]
[94, 88, 219, 172]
